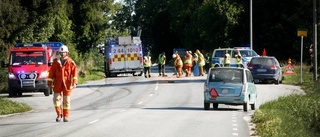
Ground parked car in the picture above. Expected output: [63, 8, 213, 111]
[211, 47, 259, 68]
[248, 56, 283, 84]
[204, 67, 257, 111]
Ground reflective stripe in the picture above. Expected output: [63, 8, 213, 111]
[73, 77, 77, 80]
[54, 103, 61, 107]
[48, 78, 53, 81]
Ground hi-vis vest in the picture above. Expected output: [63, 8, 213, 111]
[184, 54, 192, 64]
[158, 54, 166, 65]
[143, 56, 151, 67]
[174, 57, 183, 66]
[235, 53, 242, 64]
[224, 53, 231, 64]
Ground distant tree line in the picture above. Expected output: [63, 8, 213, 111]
[0, 0, 318, 92]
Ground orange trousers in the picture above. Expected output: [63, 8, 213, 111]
[175, 65, 183, 78]
[184, 64, 192, 76]
[53, 85, 72, 118]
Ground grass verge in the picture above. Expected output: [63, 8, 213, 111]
[0, 97, 32, 115]
[252, 64, 320, 137]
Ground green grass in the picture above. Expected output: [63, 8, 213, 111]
[252, 64, 320, 137]
[0, 97, 32, 115]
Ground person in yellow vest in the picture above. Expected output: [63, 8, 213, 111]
[173, 54, 183, 78]
[143, 52, 152, 78]
[235, 50, 242, 67]
[158, 52, 167, 77]
[196, 49, 205, 76]
[224, 50, 230, 67]
[184, 51, 193, 77]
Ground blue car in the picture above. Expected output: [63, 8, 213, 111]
[204, 67, 257, 111]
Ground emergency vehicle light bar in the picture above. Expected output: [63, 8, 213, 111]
[15, 43, 44, 48]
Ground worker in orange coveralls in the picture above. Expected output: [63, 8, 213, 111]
[184, 51, 193, 77]
[48, 45, 77, 122]
[173, 53, 183, 78]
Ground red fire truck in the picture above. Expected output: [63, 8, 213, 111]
[1, 42, 62, 97]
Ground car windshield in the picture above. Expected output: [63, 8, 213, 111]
[209, 68, 243, 83]
[239, 50, 258, 57]
[10, 51, 46, 65]
[251, 58, 274, 66]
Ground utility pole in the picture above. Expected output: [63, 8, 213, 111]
[313, 0, 318, 81]
[250, 0, 253, 50]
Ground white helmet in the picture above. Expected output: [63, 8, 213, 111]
[59, 45, 69, 52]
[172, 54, 177, 58]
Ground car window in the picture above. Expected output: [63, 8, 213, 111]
[251, 58, 274, 66]
[213, 50, 232, 57]
[209, 69, 242, 83]
[246, 70, 253, 83]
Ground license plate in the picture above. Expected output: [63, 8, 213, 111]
[257, 69, 267, 72]
[222, 89, 228, 95]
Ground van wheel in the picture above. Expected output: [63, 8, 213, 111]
[8, 89, 16, 97]
[243, 102, 249, 112]
[213, 103, 219, 109]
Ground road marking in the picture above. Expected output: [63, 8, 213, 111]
[155, 82, 159, 90]
[149, 94, 154, 96]
[138, 101, 143, 104]
[232, 120, 237, 122]
[232, 123, 238, 126]
[232, 133, 239, 136]
[89, 119, 99, 124]
[233, 128, 238, 131]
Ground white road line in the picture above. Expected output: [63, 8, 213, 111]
[149, 94, 154, 96]
[232, 120, 237, 122]
[232, 133, 239, 136]
[233, 128, 238, 131]
[138, 101, 143, 104]
[232, 123, 238, 127]
[155, 82, 159, 90]
[89, 119, 99, 124]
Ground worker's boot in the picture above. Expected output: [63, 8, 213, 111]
[63, 117, 69, 122]
[56, 114, 62, 122]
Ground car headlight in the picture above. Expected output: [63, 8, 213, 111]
[8, 73, 16, 79]
[39, 71, 48, 78]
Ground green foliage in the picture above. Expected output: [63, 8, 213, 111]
[0, 97, 32, 115]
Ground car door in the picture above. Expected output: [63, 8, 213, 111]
[246, 69, 257, 102]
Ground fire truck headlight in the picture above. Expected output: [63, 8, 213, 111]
[8, 73, 16, 79]
[20, 73, 27, 79]
[39, 71, 48, 78]
[29, 73, 36, 79]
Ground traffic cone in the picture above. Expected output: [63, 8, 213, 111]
[262, 48, 267, 56]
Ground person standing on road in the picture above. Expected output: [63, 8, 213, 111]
[235, 50, 242, 67]
[184, 51, 193, 77]
[48, 45, 78, 122]
[158, 52, 167, 77]
[196, 49, 205, 76]
[173, 54, 183, 78]
[143, 51, 152, 78]
[224, 50, 230, 67]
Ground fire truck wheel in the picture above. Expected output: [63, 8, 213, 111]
[138, 71, 143, 76]
[44, 89, 50, 96]
[8, 89, 18, 97]
[17, 91, 22, 97]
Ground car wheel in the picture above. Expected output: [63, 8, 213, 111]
[243, 102, 249, 112]
[250, 103, 255, 110]
[204, 102, 210, 110]
[213, 103, 219, 109]
[274, 79, 280, 85]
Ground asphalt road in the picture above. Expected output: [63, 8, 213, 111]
[0, 66, 304, 137]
